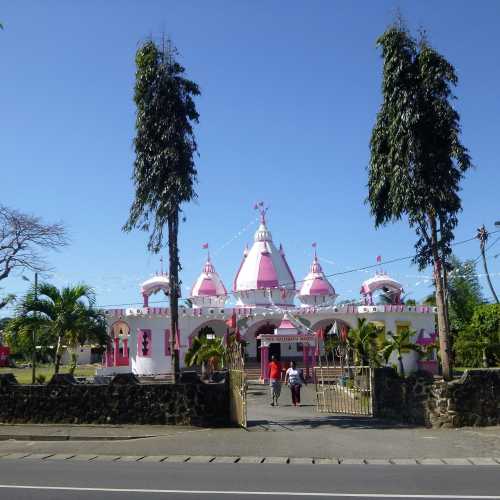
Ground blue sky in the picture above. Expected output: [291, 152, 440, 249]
[1, 1, 499, 314]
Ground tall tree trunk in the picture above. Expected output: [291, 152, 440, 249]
[430, 215, 452, 380]
[398, 355, 405, 378]
[438, 219, 453, 366]
[168, 211, 181, 383]
[54, 335, 63, 374]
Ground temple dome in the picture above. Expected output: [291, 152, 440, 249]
[360, 271, 403, 305]
[298, 249, 337, 306]
[140, 272, 170, 307]
[190, 255, 228, 307]
[233, 208, 296, 306]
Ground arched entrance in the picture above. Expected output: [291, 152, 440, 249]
[255, 323, 281, 362]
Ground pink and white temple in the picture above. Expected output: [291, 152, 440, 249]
[100, 207, 438, 379]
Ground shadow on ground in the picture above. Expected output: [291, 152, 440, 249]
[246, 382, 414, 431]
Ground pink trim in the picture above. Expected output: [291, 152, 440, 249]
[278, 319, 296, 329]
[309, 277, 331, 295]
[256, 252, 279, 288]
[198, 278, 218, 296]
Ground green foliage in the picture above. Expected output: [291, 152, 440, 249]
[123, 39, 200, 252]
[184, 336, 227, 373]
[454, 304, 500, 367]
[381, 329, 421, 377]
[368, 24, 471, 270]
[447, 256, 483, 331]
[346, 318, 384, 367]
[5, 283, 107, 373]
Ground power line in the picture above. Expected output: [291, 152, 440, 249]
[93, 229, 496, 309]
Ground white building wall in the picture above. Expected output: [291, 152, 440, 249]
[103, 305, 436, 376]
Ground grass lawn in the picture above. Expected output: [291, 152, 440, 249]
[0, 364, 99, 384]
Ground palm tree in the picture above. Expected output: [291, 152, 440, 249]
[185, 336, 227, 378]
[381, 330, 421, 378]
[346, 318, 382, 366]
[11, 283, 106, 374]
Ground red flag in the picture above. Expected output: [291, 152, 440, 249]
[202, 243, 209, 249]
[376, 255, 382, 263]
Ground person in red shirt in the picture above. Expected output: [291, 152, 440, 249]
[267, 355, 282, 406]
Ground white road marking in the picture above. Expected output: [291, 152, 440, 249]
[0, 485, 499, 498]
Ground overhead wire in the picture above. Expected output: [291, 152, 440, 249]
[93, 228, 499, 309]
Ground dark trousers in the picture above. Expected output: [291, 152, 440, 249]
[290, 383, 301, 404]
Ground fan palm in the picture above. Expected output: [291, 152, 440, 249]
[11, 283, 106, 374]
[381, 329, 421, 377]
[346, 318, 383, 366]
[185, 336, 227, 376]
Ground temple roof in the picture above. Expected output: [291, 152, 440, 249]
[298, 248, 337, 306]
[190, 255, 227, 298]
[233, 210, 295, 293]
[360, 271, 403, 296]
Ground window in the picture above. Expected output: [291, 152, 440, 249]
[138, 329, 152, 357]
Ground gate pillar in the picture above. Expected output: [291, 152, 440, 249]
[303, 344, 310, 379]
[260, 345, 269, 382]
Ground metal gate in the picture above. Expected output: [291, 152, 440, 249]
[314, 340, 373, 416]
[227, 340, 247, 428]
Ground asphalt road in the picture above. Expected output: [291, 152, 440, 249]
[0, 458, 500, 500]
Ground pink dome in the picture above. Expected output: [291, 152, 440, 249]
[298, 250, 337, 306]
[190, 256, 228, 307]
[233, 209, 296, 306]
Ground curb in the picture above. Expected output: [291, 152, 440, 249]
[0, 435, 155, 442]
[0, 453, 499, 465]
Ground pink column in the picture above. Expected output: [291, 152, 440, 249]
[113, 337, 120, 367]
[260, 345, 269, 383]
[303, 344, 310, 380]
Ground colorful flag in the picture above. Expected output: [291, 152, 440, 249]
[376, 255, 382, 263]
[312, 242, 317, 248]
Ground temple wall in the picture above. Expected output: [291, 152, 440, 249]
[104, 307, 436, 375]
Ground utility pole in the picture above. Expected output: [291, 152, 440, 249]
[31, 272, 38, 384]
[477, 225, 499, 304]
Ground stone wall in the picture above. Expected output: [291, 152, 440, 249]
[0, 373, 229, 426]
[373, 367, 500, 428]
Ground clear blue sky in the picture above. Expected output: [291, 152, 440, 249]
[2, 0, 499, 315]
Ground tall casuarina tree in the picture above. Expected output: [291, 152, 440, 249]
[367, 23, 472, 380]
[124, 39, 200, 382]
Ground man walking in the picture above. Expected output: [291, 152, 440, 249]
[267, 355, 282, 407]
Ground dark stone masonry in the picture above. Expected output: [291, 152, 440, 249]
[0, 373, 229, 426]
[373, 367, 500, 428]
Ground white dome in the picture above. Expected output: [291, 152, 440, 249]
[141, 273, 170, 297]
[233, 212, 296, 306]
[298, 252, 337, 306]
[360, 271, 403, 305]
[190, 256, 228, 307]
